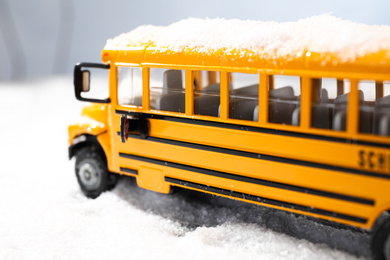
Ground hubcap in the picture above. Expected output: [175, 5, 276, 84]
[79, 161, 100, 190]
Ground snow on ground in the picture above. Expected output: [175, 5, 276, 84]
[0, 77, 371, 259]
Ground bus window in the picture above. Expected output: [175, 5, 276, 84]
[310, 78, 336, 130]
[311, 78, 350, 131]
[229, 72, 259, 121]
[377, 81, 390, 136]
[384, 81, 390, 96]
[117, 66, 142, 106]
[193, 70, 220, 117]
[358, 80, 375, 134]
[362, 80, 390, 136]
[150, 68, 185, 113]
[268, 75, 300, 125]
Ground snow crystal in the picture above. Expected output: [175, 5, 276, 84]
[105, 15, 390, 62]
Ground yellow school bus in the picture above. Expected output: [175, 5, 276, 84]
[68, 17, 390, 259]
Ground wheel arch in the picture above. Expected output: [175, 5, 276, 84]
[371, 207, 390, 232]
[68, 134, 107, 163]
[371, 209, 390, 260]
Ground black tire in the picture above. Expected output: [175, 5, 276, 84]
[75, 146, 111, 199]
[372, 215, 390, 260]
[107, 171, 119, 191]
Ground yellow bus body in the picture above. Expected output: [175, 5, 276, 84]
[69, 38, 390, 231]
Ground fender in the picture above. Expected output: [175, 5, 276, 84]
[68, 103, 108, 146]
[68, 116, 107, 145]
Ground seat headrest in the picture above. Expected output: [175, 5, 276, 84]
[163, 70, 183, 90]
[269, 86, 295, 100]
[321, 88, 329, 102]
[375, 95, 390, 108]
[334, 90, 364, 105]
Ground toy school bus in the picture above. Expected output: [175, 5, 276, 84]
[68, 17, 390, 259]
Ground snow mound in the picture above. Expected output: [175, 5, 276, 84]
[105, 15, 390, 62]
[0, 77, 368, 259]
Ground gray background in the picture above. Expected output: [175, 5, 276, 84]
[1, 0, 390, 81]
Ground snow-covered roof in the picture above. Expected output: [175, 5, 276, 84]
[105, 15, 390, 62]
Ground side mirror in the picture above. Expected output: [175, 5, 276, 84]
[82, 70, 90, 92]
[74, 62, 110, 103]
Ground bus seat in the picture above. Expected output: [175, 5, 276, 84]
[321, 88, 329, 103]
[269, 86, 297, 124]
[231, 84, 258, 96]
[334, 92, 348, 105]
[332, 109, 372, 133]
[132, 96, 143, 107]
[194, 95, 220, 117]
[334, 90, 364, 105]
[291, 104, 331, 129]
[163, 70, 183, 94]
[375, 95, 390, 107]
[229, 98, 258, 121]
[373, 95, 390, 134]
[292, 89, 329, 127]
[313, 104, 331, 129]
[332, 90, 364, 132]
[228, 84, 259, 120]
[291, 107, 300, 126]
[201, 83, 220, 93]
[201, 83, 233, 93]
[359, 107, 373, 134]
[156, 93, 185, 113]
[269, 86, 295, 100]
[253, 105, 259, 121]
[333, 110, 347, 131]
[378, 114, 390, 136]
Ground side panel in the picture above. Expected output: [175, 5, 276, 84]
[112, 111, 390, 229]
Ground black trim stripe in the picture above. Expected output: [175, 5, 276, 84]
[115, 110, 390, 149]
[119, 152, 374, 206]
[141, 135, 389, 181]
[165, 177, 367, 224]
[119, 167, 138, 175]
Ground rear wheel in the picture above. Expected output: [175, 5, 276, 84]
[75, 146, 115, 199]
[372, 215, 390, 260]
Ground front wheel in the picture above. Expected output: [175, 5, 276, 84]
[75, 146, 113, 199]
[372, 214, 390, 260]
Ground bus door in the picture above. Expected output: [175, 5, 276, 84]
[115, 66, 174, 193]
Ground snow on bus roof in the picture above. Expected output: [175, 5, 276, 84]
[105, 15, 390, 62]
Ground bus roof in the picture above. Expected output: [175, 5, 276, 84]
[102, 15, 390, 76]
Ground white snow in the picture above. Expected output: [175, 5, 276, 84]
[0, 77, 370, 259]
[106, 15, 390, 62]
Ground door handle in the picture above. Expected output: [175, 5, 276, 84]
[120, 115, 129, 143]
[120, 114, 149, 143]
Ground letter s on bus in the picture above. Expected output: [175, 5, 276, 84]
[359, 150, 365, 167]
